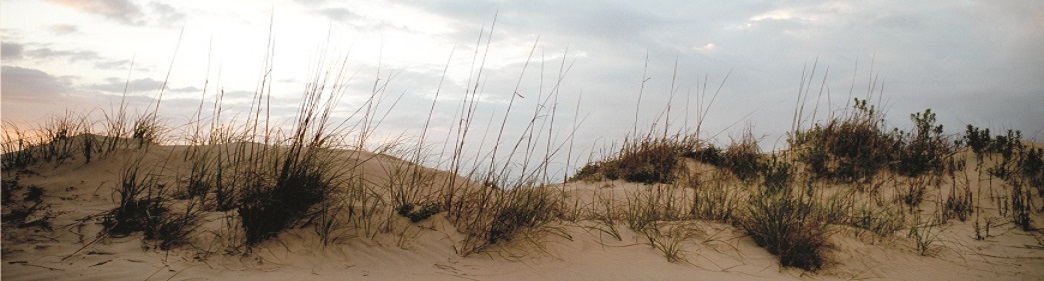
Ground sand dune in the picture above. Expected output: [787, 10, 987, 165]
[3, 139, 1043, 280]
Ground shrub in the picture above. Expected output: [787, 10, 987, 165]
[964, 125, 991, 161]
[722, 133, 762, 181]
[397, 202, 442, 223]
[571, 135, 694, 184]
[684, 143, 724, 166]
[1011, 179, 1032, 231]
[987, 129, 1024, 179]
[761, 155, 792, 193]
[569, 161, 605, 182]
[943, 185, 973, 222]
[1020, 147, 1044, 195]
[685, 133, 767, 183]
[892, 109, 951, 177]
[789, 99, 897, 183]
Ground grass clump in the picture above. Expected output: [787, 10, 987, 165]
[486, 187, 559, 244]
[907, 215, 940, 256]
[625, 185, 686, 231]
[1, 123, 38, 170]
[238, 154, 335, 246]
[454, 186, 560, 254]
[739, 186, 829, 271]
[152, 199, 203, 250]
[643, 225, 693, 263]
[687, 173, 742, 223]
[102, 163, 168, 237]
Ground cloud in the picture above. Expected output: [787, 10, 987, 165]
[94, 59, 131, 70]
[319, 7, 361, 21]
[149, 2, 186, 25]
[1, 65, 74, 103]
[2, 42, 24, 60]
[171, 86, 202, 93]
[86, 77, 199, 95]
[48, 0, 145, 25]
[6, 41, 128, 69]
[89, 77, 166, 93]
[693, 43, 717, 52]
[26, 47, 104, 62]
[391, 1, 670, 44]
[48, 24, 80, 35]
[47, 0, 186, 26]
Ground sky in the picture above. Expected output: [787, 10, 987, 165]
[2, 0, 1043, 178]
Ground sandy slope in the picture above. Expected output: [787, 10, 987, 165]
[2, 142, 1043, 280]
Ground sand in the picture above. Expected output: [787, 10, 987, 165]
[3, 141, 1043, 280]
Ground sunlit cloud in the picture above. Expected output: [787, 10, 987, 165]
[48, 24, 79, 35]
[48, 0, 145, 25]
[693, 42, 717, 53]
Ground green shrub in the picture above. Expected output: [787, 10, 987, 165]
[964, 125, 991, 160]
[397, 202, 442, 222]
[1020, 147, 1043, 194]
[892, 109, 951, 177]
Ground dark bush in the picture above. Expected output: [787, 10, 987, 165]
[239, 162, 330, 246]
[684, 144, 724, 166]
[739, 188, 828, 271]
[397, 202, 442, 222]
[571, 136, 693, 184]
